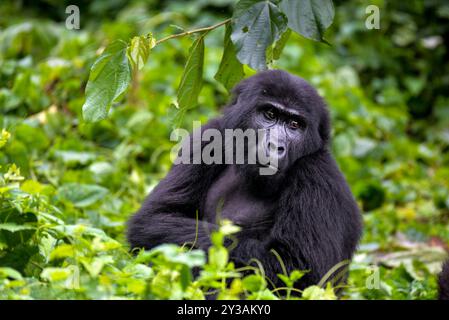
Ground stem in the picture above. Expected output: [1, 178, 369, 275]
[129, 66, 139, 105]
[155, 18, 231, 44]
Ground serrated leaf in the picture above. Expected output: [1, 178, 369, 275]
[214, 23, 244, 91]
[175, 35, 205, 125]
[82, 40, 131, 122]
[279, 0, 334, 42]
[127, 34, 155, 71]
[231, 0, 287, 70]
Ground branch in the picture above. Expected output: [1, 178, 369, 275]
[155, 18, 231, 45]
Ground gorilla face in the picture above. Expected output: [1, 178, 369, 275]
[252, 101, 307, 173]
[223, 70, 330, 183]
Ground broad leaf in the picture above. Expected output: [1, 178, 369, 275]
[280, 0, 334, 42]
[57, 183, 109, 207]
[214, 24, 244, 92]
[82, 40, 131, 122]
[127, 34, 156, 71]
[175, 34, 205, 124]
[231, 0, 287, 70]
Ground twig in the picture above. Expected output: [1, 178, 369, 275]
[155, 18, 231, 44]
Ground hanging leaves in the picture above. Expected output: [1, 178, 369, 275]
[231, 0, 288, 71]
[279, 0, 334, 42]
[82, 40, 131, 122]
[214, 23, 245, 92]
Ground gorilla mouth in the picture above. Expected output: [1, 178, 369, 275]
[256, 161, 279, 174]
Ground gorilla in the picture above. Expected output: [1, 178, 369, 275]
[439, 260, 449, 300]
[127, 70, 363, 290]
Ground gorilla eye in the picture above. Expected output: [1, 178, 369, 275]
[263, 109, 276, 120]
[289, 119, 304, 130]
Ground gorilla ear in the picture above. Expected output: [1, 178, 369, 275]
[318, 105, 331, 144]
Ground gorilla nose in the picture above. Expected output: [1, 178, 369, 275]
[268, 142, 286, 157]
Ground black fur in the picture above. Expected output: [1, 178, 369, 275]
[439, 260, 449, 300]
[127, 70, 363, 290]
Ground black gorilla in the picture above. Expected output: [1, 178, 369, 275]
[128, 70, 363, 289]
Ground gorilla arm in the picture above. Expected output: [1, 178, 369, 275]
[127, 120, 222, 251]
[227, 150, 362, 288]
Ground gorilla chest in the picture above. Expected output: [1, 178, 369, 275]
[203, 166, 275, 227]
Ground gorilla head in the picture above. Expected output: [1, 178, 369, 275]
[222, 70, 331, 188]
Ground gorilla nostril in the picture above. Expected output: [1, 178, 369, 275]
[267, 142, 285, 155]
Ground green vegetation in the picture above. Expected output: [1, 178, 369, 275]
[1, 0, 448, 300]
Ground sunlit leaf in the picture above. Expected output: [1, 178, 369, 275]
[82, 40, 131, 122]
[0, 223, 35, 232]
[127, 34, 156, 71]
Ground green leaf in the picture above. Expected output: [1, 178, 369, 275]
[208, 246, 228, 270]
[0, 267, 23, 280]
[0, 223, 35, 233]
[0, 129, 11, 149]
[175, 34, 205, 124]
[147, 244, 206, 268]
[80, 256, 114, 278]
[290, 270, 307, 282]
[273, 28, 291, 60]
[266, 29, 291, 66]
[20, 180, 44, 194]
[302, 284, 337, 300]
[57, 183, 109, 207]
[82, 40, 131, 122]
[279, 0, 334, 42]
[247, 288, 278, 300]
[50, 244, 75, 260]
[242, 274, 266, 292]
[219, 220, 241, 236]
[127, 34, 155, 71]
[214, 24, 245, 91]
[54, 150, 97, 165]
[180, 264, 192, 290]
[231, 0, 287, 70]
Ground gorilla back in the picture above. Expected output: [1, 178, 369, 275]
[127, 70, 363, 290]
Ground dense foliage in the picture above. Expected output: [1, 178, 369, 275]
[1, 0, 448, 300]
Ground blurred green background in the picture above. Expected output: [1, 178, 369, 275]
[1, 0, 449, 299]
